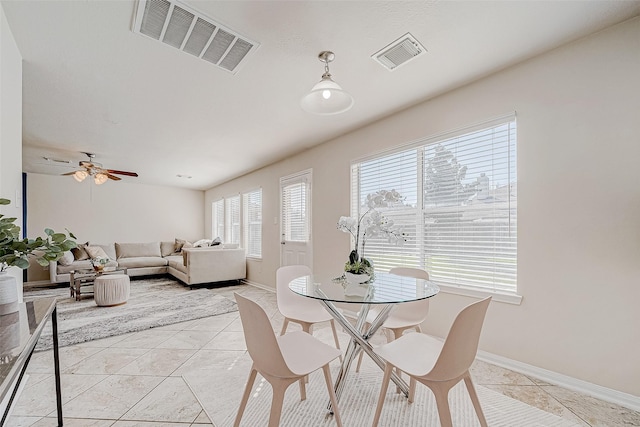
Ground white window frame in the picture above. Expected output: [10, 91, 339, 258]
[351, 114, 521, 304]
[212, 199, 225, 241]
[225, 194, 241, 245]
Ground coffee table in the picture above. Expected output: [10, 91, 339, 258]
[69, 268, 127, 301]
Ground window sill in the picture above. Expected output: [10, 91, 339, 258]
[436, 283, 522, 305]
[246, 256, 262, 261]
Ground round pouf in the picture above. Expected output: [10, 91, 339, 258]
[94, 274, 130, 307]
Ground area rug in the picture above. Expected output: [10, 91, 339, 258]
[24, 277, 238, 351]
[185, 362, 580, 427]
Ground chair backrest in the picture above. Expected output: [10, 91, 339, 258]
[389, 267, 431, 324]
[234, 293, 294, 378]
[428, 297, 492, 381]
[276, 265, 313, 316]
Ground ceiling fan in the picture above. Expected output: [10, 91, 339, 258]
[62, 152, 138, 185]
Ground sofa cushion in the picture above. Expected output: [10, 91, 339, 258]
[85, 246, 110, 261]
[160, 241, 174, 257]
[58, 251, 75, 266]
[116, 256, 168, 268]
[71, 242, 90, 260]
[95, 243, 117, 261]
[165, 255, 187, 273]
[116, 242, 161, 259]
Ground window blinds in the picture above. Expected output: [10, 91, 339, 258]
[281, 176, 309, 242]
[225, 195, 241, 244]
[212, 199, 225, 241]
[243, 189, 262, 258]
[352, 117, 517, 294]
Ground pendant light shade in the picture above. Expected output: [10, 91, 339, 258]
[301, 51, 353, 115]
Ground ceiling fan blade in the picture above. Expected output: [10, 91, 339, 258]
[106, 173, 121, 181]
[107, 169, 138, 177]
[61, 171, 77, 176]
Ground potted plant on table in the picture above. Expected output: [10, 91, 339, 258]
[337, 189, 406, 288]
[0, 198, 77, 311]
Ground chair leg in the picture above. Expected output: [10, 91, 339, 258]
[372, 363, 394, 427]
[234, 367, 258, 427]
[300, 323, 312, 383]
[322, 365, 343, 427]
[464, 374, 488, 427]
[408, 377, 417, 404]
[268, 381, 288, 427]
[280, 318, 289, 336]
[392, 328, 404, 393]
[329, 319, 343, 363]
[298, 373, 307, 401]
[429, 383, 454, 427]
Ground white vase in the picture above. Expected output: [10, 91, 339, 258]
[0, 271, 19, 315]
[344, 272, 370, 284]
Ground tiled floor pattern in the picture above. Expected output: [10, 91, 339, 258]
[9, 284, 640, 426]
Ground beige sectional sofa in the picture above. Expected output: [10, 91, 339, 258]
[49, 241, 246, 286]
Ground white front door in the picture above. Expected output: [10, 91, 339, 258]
[280, 170, 312, 269]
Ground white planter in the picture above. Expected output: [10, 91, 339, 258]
[0, 271, 19, 315]
[344, 272, 370, 284]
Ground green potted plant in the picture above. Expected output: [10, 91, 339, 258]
[0, 198, 76, 310]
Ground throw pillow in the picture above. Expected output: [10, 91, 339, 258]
[193, 239, 212, 248]
[58, 251, 75, 266]
[211, 237, 222, 246]
[85, 246, 110, 261]
[71, 242, 90, 261]
[174, 238, 189, 253]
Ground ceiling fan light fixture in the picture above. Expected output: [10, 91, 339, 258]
[73, 170, 88, 182]
[301, 51, 353, 115]
[94, 173, 108, 185]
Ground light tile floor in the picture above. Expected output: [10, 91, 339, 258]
[9, 283, 640, 427]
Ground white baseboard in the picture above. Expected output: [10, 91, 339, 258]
[243, 280, 272, 292]
[476, 350, 640, 412]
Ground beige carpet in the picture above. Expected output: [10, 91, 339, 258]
[185, 360, 579, 427]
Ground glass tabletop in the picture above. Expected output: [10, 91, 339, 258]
[0, 298, 57, 403]
[289, 271, 439, 304]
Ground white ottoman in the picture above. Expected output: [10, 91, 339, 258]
[94, 274, 130, 307]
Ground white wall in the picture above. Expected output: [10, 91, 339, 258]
[26, 173, 205, 280]
[205, 17, 640, 396]
[0, 4, 24, 298]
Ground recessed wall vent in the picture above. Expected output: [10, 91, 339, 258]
[372, 33, 426, 71]
[133, 0, 259, 74]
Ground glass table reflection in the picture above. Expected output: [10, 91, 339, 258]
[289, 271, 439, 406]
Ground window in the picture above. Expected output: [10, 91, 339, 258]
[226, 195, 241, 245]
[243, 189, 262, 258]
[281, 176, 310, 243]
[352, 115, 517, 295]
[212, 199, 225, 240]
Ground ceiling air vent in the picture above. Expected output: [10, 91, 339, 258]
[133, 0, 259, 74]
[372, 33, 426, 71]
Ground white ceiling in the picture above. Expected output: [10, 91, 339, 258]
[4, 0, 640, 190]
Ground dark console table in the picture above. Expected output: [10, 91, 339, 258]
[0, 297, 62, 426]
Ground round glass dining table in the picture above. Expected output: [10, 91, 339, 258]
[289, 271, 439, 405]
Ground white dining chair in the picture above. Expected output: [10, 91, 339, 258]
[276, 265, 342, 361]
[233, 293, 343, 427]
[371, 296, 492, 427]
[356, 267, 430, 373]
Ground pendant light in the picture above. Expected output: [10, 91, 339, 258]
[301, 51, 354, 115]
